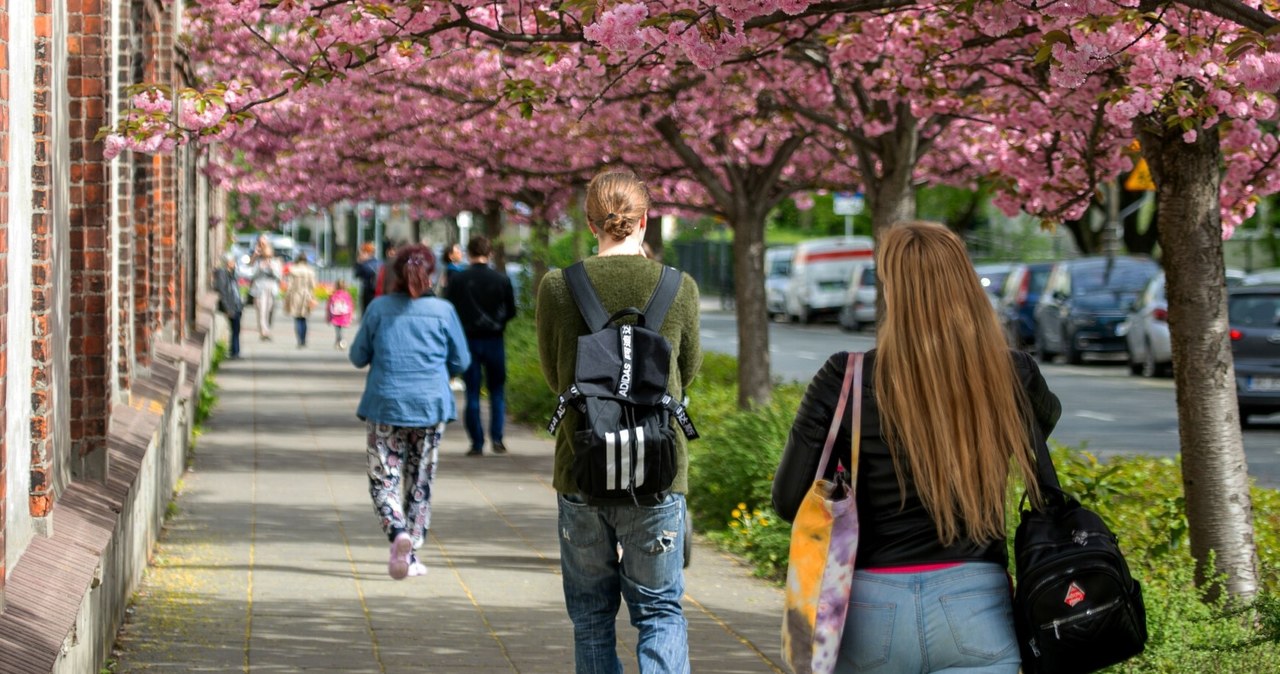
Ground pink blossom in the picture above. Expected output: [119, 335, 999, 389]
[133, 90, 172, 114]
[103, 134, 127, 160]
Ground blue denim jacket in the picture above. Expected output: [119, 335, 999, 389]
[350, 294, 471, 427]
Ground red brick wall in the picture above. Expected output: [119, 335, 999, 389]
[29, 0, 52, 515]
[0, 0, 11, 606]
[66, 0, 110, 463]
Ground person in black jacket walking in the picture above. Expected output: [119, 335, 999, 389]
[773, 221, 1061, 673]
[445, 235, 517, 456]
[214, 252, 244, 359]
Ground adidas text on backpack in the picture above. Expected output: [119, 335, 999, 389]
[547, 262, 699, 505]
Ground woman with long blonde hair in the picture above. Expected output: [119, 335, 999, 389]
[773, 221, 1061, 673]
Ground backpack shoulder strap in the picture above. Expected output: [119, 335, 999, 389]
[641, 266, 682, 331]
[563, 262, 610, 332]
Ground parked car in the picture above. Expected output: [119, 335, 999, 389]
[765, 246, 794, 319]
[1230, 285, 1280, 425]
[1122, 268, 1246, 378]
[1122, 272, 1172, 377]
[997, 261, 1055, 349]
[974, 262, 1016, 299]
[1244, 268, 1280, 286]
[837, 261, 877, 332]
[1034, 256, 1160, 364]
[784, 236, 874, 323]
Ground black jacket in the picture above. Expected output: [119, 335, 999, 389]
[214, 267, 243, 317]
[445, 264, 517, 339]
[772, 348, 1061, 569]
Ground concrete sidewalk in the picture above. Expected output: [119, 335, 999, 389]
[109, 314, 787, 673]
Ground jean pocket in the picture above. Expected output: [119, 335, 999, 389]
[557, 495, 603, 548]
[843, 602, 894, 671]
[940, 589, 1017, 660]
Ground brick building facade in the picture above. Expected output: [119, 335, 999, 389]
[0, 1, 223, 671]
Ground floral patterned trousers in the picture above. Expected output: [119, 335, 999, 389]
[366, 422, 443, 549]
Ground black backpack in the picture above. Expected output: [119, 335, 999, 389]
[546, 262, 699, 505]
[1013, 431, 1148, 674]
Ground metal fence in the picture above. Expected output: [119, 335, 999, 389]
[669, 240, 734, 298]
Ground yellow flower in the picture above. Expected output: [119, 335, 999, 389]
[729, 521, 741, 529]
[737, 502, 748, 511]
[731, 509, 742, 519]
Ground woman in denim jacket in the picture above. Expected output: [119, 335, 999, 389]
[774, 221, 1061, 673]
[350, 244, 470, 580]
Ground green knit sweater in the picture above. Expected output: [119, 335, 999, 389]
[536, 255, 703, 494]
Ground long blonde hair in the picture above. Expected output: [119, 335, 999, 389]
[874, 221, 1040, 545]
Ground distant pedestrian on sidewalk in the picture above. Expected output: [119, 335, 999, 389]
[536, 170, 703, 674]
[375, 240, 407, 299]
[350, 244, 470, 580]
[445, 235, 516, 456]
[214, 252, 244, 359]
[439, 242, 467, 291]
[284, 252, 319, 347]
[327, 279, 355, 349]
[772, 221, 1062, 674]
[250, 235, 283, 341]
[354, 242, 381, 317]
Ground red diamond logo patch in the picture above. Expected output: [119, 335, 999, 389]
[1064, 582, 1086, 608]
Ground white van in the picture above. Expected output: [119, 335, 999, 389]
[785, 236, 875, 323]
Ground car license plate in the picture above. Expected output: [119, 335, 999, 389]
[1247, 376, 1280, 392]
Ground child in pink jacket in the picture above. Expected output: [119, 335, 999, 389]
[327, 279, 355, 349]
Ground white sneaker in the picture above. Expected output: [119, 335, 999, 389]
[388, 533, 412, 580]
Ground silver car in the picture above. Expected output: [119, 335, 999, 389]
[1123, 272, 1171, 377]
[838, 262, 877, 333]
[765, 246, 794, 319]
[1124, 268, 1246, 377]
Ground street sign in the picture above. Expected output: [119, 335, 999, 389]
[1125, 158, 1156, 191]
[833, 192, 864, 216]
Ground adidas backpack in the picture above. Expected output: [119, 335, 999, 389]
[546, 262, 699, 505]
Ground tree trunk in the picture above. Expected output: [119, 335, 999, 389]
[1121, 191, 1160, 256]
[531, 218, 551, 297]
[644, 214, 665, 262]
[733, 207, 773, 409]
[483, 201, 506, 271]
[1063, 215, 1104, 255]
[865, 117, 919, 322]
[866, 129, 919, 240]
[1141, 124, 1259, 602]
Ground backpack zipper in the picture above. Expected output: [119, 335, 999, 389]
[1042, 597, 1124, 640]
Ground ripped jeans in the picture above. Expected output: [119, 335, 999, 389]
[558, 492, 689, 674]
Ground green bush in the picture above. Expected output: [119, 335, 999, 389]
[504, 317, 558, 428]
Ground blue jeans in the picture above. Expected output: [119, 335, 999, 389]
[835, 562, 1019, 673]
[228, 313, 242, 357]
[463, 337, 506, 450]
[295, 317, 308, 345]
[558, 493, 689, 674]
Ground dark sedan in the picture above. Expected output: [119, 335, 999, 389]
[1034, 256, 1160, 365]
[1231, 285, 1280, 425]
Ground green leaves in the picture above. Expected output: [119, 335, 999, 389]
[1034, 30, 1072, 66]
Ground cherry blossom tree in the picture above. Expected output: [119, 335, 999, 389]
[963, 1, 1280, 601]
[111, 0, 1280, 597]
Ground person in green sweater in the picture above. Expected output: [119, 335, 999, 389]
[536, 170, 702, 674]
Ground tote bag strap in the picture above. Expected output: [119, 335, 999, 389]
[814, 352, 865, 481]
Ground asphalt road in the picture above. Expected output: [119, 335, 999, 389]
[700, 311, 1280, 488]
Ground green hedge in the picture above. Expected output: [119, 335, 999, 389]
[503, 315, 1280, 669]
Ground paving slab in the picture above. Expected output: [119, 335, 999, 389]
[111, 315, 788, 673]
